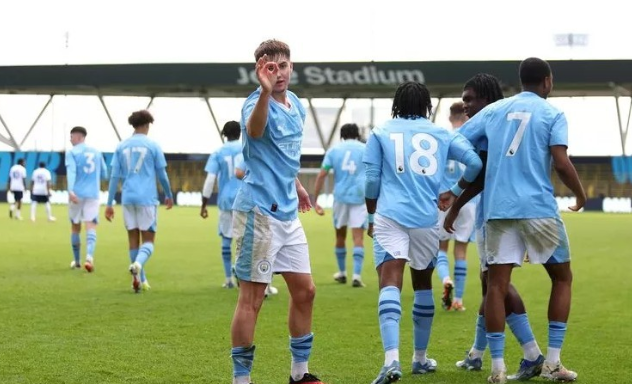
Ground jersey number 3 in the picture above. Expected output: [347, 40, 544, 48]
[390, 132, 438, 176]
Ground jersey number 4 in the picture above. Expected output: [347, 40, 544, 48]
[341, 150, 357, 175]
[506, 112, 532, 156]
[390, 132, 438, 176]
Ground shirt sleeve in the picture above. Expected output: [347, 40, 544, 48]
[363, 131, 382, 166]
[154, 143, 168, 170]
[110, 149, 122, 178]
[459, 108, 488, 149]
[447, 133, 475, 163]
[321, 149, 333, 171]
[549, 112, 569, 147]
[204, 152, 220, 175]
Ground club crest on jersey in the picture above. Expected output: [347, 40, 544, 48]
[257, 260, 272, 275]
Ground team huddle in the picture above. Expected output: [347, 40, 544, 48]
[6, 39, 585, 384]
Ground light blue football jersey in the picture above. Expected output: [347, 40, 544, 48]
[321, 139, 366, 205]
[205, 140, 243, 211]
[363, 117, 477, 228]
[460, 91, 567, 220]
[233, 88, 306, 221]
[65, 143, 107, 199]
[110, 134, 168, 206]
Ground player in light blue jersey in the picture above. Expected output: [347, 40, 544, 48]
[449, 61, 586, 383]
[363, 82, 482, 384]
[443, 74, 544, 381]
[200, 121, 243, 289]
[313, 123, 367, 287]
[229, 40, 325, 384]
[105, 110, 174, 293]
[435, 102, 477, 311]
[65, 126, 108, 272]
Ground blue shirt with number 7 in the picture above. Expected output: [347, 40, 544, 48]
[459, 91, 568, 221]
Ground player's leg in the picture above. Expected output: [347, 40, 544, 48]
[272, 215, 323, 384]
[219, 210, 235, 288]
[484, 219, 524, 383]
[349, 203, 368, 287]
[457, 269, 487, 371]
[82, 199, 99, 272]
[452, 240, 468, 311]
[9, 191, 15, 218]
[16, 192, 22, 217]
[505, 284, 544, 381]
[523, 218, 576, 381]
[370, 214, 409, 384]
[332, 201, 349, 283]
[451, 203, 475, 311]
[31, 196, 38, 221]
[44, 195, 55, 221]
[127, 228, 141, 290]
[408, 226, 440, 375]
[351, 227, 365, 287]
[230, 209, 277, 384]
[436, 210, 453, 310]
[70, 222, 82, 269]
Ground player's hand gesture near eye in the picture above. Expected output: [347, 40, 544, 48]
[256, 54, 279, 94]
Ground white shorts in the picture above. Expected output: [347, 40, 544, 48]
[123, 205, 157, 232]
[69, 198, 100, 224]
[476, 226, 488, 272]
[373, 213, 439, 271]
[333, 202, 367, 229]
[438, 202, 476, 242]
[233, 207, 310, 283]
[218, 209, 233, 238]
[484, 218, 570, 267]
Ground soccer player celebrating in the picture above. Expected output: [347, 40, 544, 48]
[8, 158, 27, 220]
[200, 121, 244, 289]
[30, 162, 56, 222]
[313, 123, 367, 287]
[105, 110, 173, 293]
[444, 74, 544, 381]
[436, 101, 476, 311]
[65, 126, 108, 272]
[229, 39, 324, 384]
[363, 81, 482, 384]
[451, 59, 585, 383]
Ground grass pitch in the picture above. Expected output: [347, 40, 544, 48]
[0, 204, 630, 383]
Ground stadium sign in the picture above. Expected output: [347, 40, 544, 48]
[236, 64, 425, 87]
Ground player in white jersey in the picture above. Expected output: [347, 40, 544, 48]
[65, 126, 108, 272]
[364, 82, 482, 384]
[436, 102, 476, 311]
[229, 40, 325, 384]
[30, 162, 56, 222]
[313, 123, 367, 287]
[443, 73, 544, 381]
[8, 158, 27, 220]
[448, 60, 585, 383]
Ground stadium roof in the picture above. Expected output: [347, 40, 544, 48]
[0, 60, 631, 98]
[0, 60, 630, 154]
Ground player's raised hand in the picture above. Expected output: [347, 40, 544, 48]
[105, 206, 115, 222]
[314, 203, 325, 216]
[443, 208, 458, 234]
[165, 197, 173, 210]
[256, 54, 279, 94]
[438, 191, 455, 211]
[200, 207, 208, 219]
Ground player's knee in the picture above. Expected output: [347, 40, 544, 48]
[505, 284, 526, 315]
[293, 282, 316, 306]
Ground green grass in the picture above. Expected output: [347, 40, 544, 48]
[0, 204, 630, 384]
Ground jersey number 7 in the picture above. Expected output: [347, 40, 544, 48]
[506, 112, 532, 156]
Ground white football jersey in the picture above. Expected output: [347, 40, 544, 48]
[9, 164, 27, 191]
[32, 168, 52, 196]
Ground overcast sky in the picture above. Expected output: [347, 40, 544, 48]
[0, 0, 630, 155]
